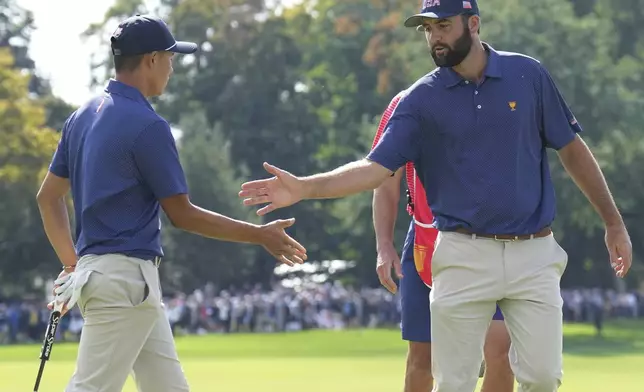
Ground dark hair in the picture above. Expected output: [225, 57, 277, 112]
[113, 54, 144, 73]
[462, 13, 480, 34]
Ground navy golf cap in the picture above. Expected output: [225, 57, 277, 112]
[404, 0, 479, 28]
[110, 14, 198, 56]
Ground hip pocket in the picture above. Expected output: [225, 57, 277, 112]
[78, 271, 102, 317]
[551, 236, 569, 277]
[137, 262, 161, 308]
[81, 263, 157, 314]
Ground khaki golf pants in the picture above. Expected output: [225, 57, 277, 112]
[65, 254, 189, 392]
[430, 231, 567, 392]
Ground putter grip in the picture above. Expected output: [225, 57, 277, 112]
[39, 301, 64, 361]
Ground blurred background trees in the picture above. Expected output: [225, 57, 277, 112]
[2, 0, 643, 295]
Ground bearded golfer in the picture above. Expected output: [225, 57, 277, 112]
[372, 92, 513, 392]
[239, 1, 632, 391]
[36, 14, 306, 392]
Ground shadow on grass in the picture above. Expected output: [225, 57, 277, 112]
[563, 319, 644, 357]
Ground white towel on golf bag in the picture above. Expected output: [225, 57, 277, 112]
[53, 269, 93, 310]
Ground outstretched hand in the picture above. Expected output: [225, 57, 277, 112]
[259, 218, 308, 266]
[239, 162, 304, 216]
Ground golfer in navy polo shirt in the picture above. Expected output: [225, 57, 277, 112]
[239, 1, 632, 391]
[372, 92, 513, 392]
[36, 14, 306, 392]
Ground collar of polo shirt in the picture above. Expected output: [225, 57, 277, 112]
[104, 79, 155, 111]
[441, 42, 502, 88]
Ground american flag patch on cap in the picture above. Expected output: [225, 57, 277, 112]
[463, 1, 472, 8]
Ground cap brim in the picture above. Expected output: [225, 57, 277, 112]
[403, 12, 457, 27]
[168, 41, 198, 54]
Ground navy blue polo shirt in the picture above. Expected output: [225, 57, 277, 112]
[49, 79, 188, 260]
[368, 43, 582, 235]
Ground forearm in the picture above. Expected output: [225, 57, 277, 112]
[558, 136, 623, 227]
[301, 159, 392, 200]
[37, 198, 77, 268]
[373, 171, 402, 251]
[173, 205, 264, 244]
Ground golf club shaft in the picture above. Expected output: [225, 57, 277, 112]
[33, 359, 46, 392]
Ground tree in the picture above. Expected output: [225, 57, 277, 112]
[0, 0, 76, 130]
[78, 0, 644, 289]
[0, 1, 78, 293]
[82, 0, 350, 284]
[0, 0, 35, 71]
[0, 48, 60, 295]
[160, 111, 263, 291]
[474, 0, 644, 289]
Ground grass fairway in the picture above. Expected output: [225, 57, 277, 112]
[1, 320, 642, 391]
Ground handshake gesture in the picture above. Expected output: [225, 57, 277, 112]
[255, 218, 307, 266]
[240, 162, 309, 266]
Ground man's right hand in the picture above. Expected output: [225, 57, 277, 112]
[605, 223, 632, 278]
[376, 243, 403, 294]
[258, 218, 307, 266]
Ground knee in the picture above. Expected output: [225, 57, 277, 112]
[517, 362, 562, 391]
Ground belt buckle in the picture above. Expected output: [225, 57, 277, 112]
[493, 235, 520, 242]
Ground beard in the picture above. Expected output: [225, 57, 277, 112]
[430, 26, 473, 67]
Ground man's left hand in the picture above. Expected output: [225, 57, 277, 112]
[47, 269, 88, 316]
[605, 224, 632, 278]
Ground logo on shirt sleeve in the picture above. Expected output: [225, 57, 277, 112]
[508, 101, 517, 111]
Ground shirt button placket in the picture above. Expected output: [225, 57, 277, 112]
[473, 85, 482, 126]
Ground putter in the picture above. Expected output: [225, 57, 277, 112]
[33, 300, 64, 392]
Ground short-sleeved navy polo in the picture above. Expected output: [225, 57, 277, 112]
[49, 79, 188, 260]
[368, 43, 582, 235]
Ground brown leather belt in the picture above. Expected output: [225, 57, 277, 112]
[454, 226, 552, 241]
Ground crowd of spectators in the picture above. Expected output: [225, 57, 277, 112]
[1, 282, 642, 345]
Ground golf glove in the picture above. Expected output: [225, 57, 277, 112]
[53, 270, 93, 311]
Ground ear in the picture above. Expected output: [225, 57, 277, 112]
[140, 53, 154, 69]
[469, 15, 480, 34]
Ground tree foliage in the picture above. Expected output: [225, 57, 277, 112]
[0, 49, 60, 295]
[2, 0, 643, 292]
